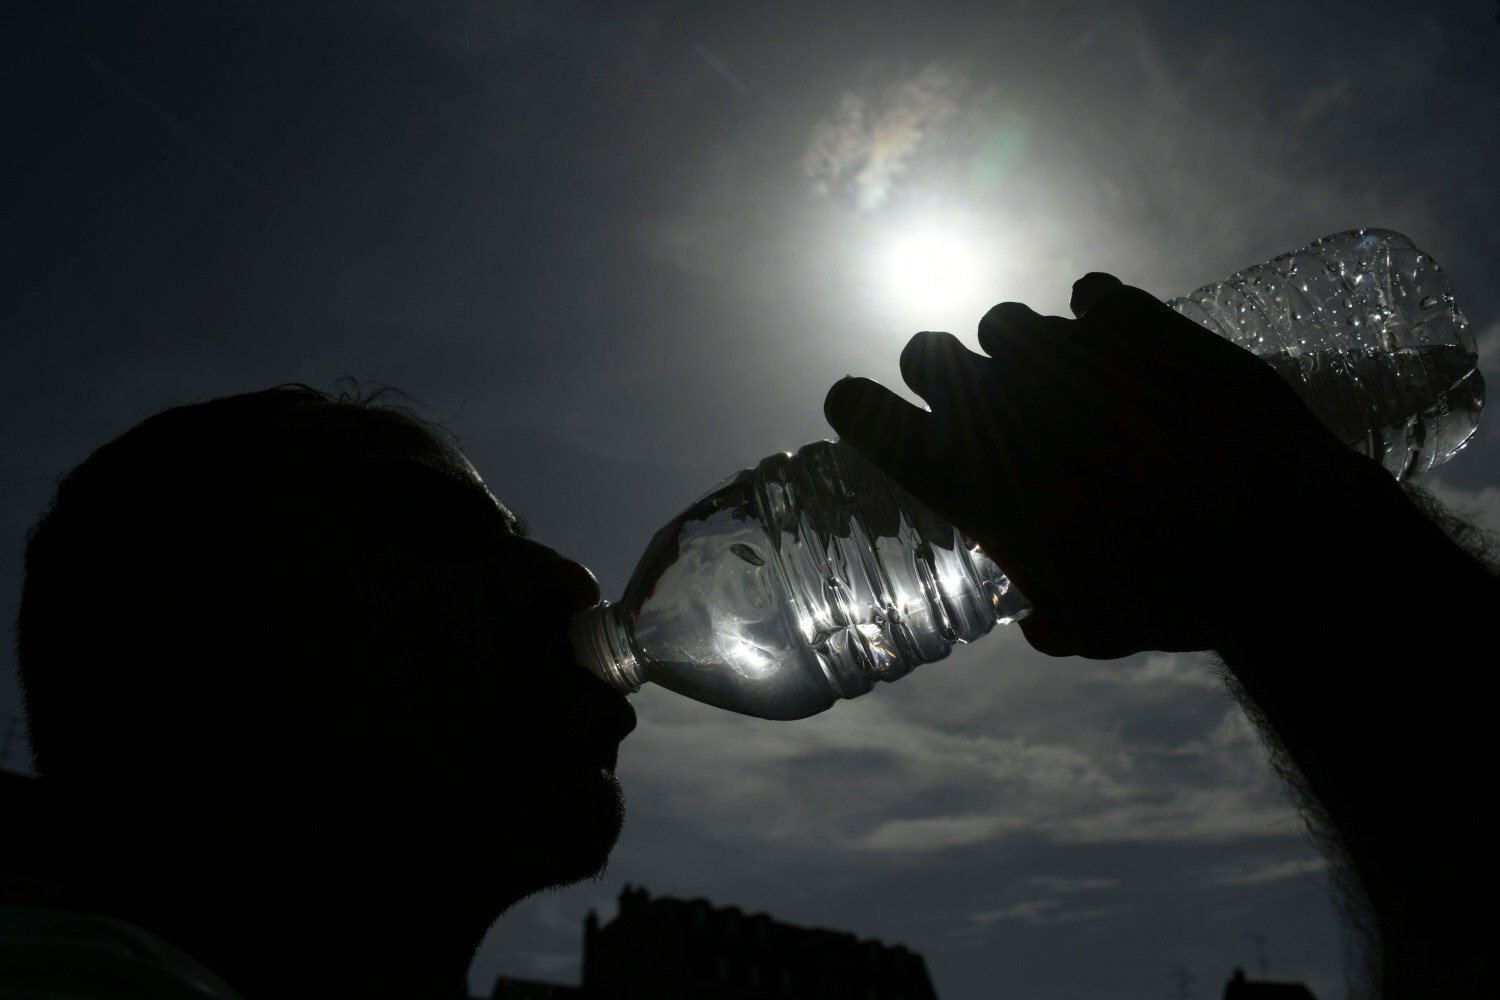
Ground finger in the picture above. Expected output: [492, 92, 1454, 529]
[897, 330, 989, 410]
[1069, 272, 1124, 318]
[1079, 279, 1271, 376]
[823, 376, 934, 487]
[1016, 610, 1078, 659]
[1073, 279, 1167, 329]
[977, 301, 1053, 360]
[1018, 610, 1136, 661]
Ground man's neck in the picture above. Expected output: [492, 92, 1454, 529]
[88, 798, 521, 1000]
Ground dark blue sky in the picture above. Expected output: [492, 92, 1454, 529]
[4, 3, 1498, 998]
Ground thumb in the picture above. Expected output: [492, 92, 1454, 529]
[824, 376, 935, 492]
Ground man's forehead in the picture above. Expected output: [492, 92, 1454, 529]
[270, 402, 493, 498]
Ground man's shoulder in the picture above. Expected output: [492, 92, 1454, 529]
[0, 906, 245, 1000]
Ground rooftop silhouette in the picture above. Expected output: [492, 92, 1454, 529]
[491, 884, 940, 1000]
[1223, 966, 1319, 999]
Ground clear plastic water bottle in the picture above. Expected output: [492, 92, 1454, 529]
[570, 439, 1030, 720]
[1167, 228, 1482, 479]
[571, 228, 1483, 720]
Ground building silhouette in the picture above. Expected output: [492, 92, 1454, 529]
[489, 977, 583, 999]
[492, 884, 940, 1000]
[5, 771, 1322, 1000]
[2, 768, 938, 1000]
[1222, 966, 1319, 999]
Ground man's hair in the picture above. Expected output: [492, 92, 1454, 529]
[14, 383, 431, 807]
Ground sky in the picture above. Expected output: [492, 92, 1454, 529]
[3, 2, 1498, 998]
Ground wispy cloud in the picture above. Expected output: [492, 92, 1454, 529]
[803, 64, 964, 210]
[1023, 876, 1120, 894]
[1208, 856, 1328, 887]
[1082, 652, 1222, 691]
[963, 875, 1126, 929]
[971, 899, 1132, 927]
[853, 813, 1029, 853]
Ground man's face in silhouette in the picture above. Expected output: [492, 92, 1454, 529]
[234, 402, 637, 888]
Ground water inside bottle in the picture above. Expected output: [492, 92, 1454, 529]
[603, 442, 1025, 720]
[1262, 343, 1482, 476]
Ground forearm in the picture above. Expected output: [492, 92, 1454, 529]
[1213, 458, 1500, 997]
[826, 276, 1498, 995]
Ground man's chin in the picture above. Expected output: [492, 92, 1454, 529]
[514, 768, 626, 891]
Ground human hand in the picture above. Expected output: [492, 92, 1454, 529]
[824, 273, 1367, 658]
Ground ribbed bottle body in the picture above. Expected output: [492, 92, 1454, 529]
[1167, 228, 1483, 479]
[574, 440, 1026, 720]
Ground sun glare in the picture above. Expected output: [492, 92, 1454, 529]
[872, 218, 997, 332]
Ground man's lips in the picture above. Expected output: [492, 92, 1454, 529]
[569, 654, 637, 756]
[597, 686, 638, 746]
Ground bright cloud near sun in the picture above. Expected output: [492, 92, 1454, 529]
[803, 64, 1025, 336]
[803, 64, 962, 211]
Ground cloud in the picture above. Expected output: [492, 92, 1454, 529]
[619, 637, 1302, 858]
[960, 874, 1127, 931]
[971, 899, 1056, 924]
[1418, 478, 1500, 538]
[853, 813, 1026, 853]
[803, 64, 965, 210]
[1023, 876, 1120, 894]
[1046, 786, 1303, 846]
[1083, 652, 1222, 691]
[1208, 856, 1328, 887]
[970, 899, 1132, 927]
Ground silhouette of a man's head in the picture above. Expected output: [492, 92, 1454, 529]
[16, 387, 635, 939]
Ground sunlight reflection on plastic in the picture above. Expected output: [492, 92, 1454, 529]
[856, 623, 898, 674]
[795, 610, 819, 646]
[718, 633, 778, 679]
[940, 571, 966, 600]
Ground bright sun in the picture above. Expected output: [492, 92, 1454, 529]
[872, 218, 997, 332]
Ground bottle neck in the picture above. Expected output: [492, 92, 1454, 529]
[568, 602, 644, 695]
